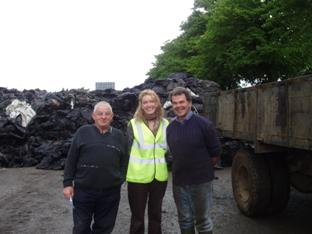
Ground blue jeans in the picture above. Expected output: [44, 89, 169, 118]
[173, 181, 213, 232]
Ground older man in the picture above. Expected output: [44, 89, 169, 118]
[63, 101, 128, 234]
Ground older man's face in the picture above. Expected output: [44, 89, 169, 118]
[92, 104, 113, 130]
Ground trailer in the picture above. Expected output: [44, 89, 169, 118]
[202, 75, 312, 216]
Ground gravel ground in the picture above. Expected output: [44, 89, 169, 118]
[0, 167, 311, 234]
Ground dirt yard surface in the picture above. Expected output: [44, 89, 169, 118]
[0, 167, 311, 234]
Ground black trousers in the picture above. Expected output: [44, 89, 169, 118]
[128, 180, 167, 234]
[73, 186, 121, 234]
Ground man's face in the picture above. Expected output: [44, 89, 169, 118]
[171, 94, 192, 120]
[92, 104, 113, 130]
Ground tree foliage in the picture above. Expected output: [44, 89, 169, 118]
[147, 9, 208, 80]
[147, 0, 312, 89]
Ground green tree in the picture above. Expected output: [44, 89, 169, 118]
[148, 0, 312, 89]
[147, 9, 207, 79]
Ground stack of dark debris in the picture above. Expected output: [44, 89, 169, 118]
[0, 73, 228, 170]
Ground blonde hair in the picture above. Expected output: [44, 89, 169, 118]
[134, 89, 164, 121]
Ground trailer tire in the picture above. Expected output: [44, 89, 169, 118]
[231, 148, 271, 216]
[267, 156, 290, 214]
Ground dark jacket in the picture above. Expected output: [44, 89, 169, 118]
[63, 124, 128, 190]
[166, 113, 221, 186]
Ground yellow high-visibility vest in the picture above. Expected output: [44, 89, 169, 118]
[126, 118, 169, 183]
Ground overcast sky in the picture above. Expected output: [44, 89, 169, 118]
[0, 0, 194, 91]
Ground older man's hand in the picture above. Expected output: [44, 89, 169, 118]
[63, 186, 74, 200]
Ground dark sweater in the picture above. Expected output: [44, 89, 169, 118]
[166, 113, 221, 186]
[63, 124, 128, 190]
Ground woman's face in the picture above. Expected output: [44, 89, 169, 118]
[141, 94, 157, 116]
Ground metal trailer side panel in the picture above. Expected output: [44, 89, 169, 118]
[257, 81, 289, 148]
[257, 76, 312, 151]
[216, 88, 257, 142]
[216, 91, 235, 138]
[202, 92, 218, 125]
[288, 77, 312, 150]
[234, 87, 257, 141]
[213, 75, 312, 152]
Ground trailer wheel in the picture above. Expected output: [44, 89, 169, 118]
[267, 156, 290, 214]
[231, 148, 271, 216]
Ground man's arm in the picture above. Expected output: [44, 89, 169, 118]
[63, 132, 80, 199]
[204, 120, 222, 165]
[127, 123, 134, 154]
[120, 129, 130, 181]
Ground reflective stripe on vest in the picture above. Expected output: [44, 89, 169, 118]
[129, 155, 166, 164]
[126, 118, 169, 183]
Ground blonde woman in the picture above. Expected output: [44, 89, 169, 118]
[127, 89, 169, 234]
